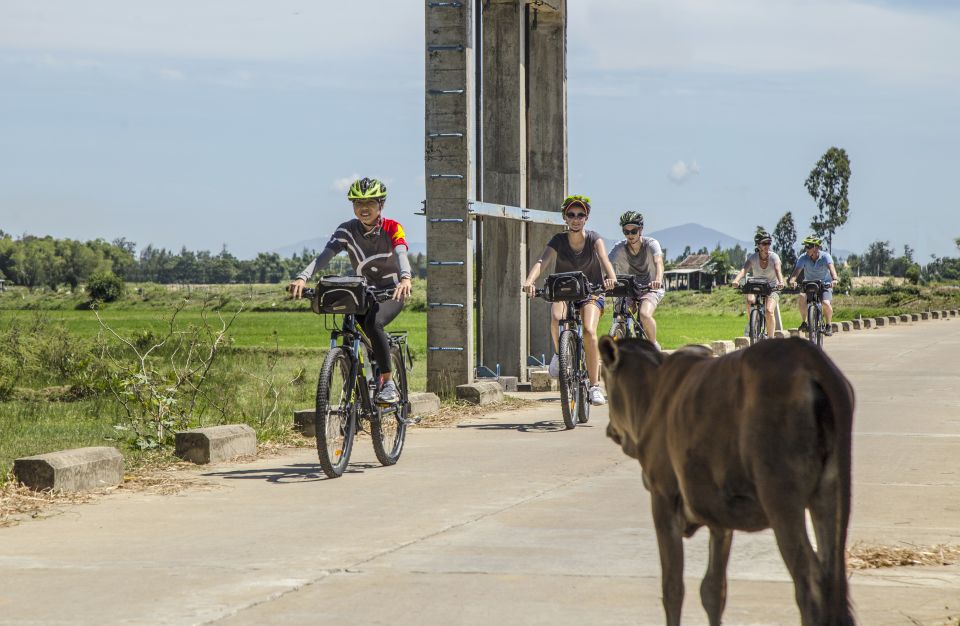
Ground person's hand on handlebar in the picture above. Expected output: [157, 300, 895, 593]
[392, 277, 412, 301]
[650, 279, 662, 290]
[522, 282, 536, 298]
[603, 277, 616, 291]
[288, 278, 306, 299]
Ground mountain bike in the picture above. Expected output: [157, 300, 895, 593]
[303, 277, 413, 479]
[740, 278, 780, 345]
[536, 271, 605, 430]
[608, 275, 651, 342]
[802, 280, 828, 348]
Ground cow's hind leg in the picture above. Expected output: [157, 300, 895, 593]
[809, 472, 855, 625]
[763, 498, 824, 625]
[700, 526, 733, 626]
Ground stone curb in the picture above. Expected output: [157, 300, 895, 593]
[456, 381, 504, 405]
[13, 447, 123, 492]
[710, 340, 736, 356]
[175, 425, 256, 465]
[478, 376, 519, 392]
[530, 369, 558, 392]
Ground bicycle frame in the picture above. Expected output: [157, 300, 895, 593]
[802, 280, 827, 347]
[610, 293, 650, 341]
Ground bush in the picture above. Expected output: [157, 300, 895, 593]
[87, 272, 126, 302]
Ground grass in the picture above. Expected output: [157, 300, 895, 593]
[3, 280, 960, 480]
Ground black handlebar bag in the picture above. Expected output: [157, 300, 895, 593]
[312, 276, 373, 315]
[544, 271, 590, 302]
[608, 274, 649, 298]
[744, 278, 773, 296]
[803, 280, 824, 298]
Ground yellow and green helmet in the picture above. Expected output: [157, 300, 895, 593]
[560, 194, 591, 214]
[347, 177, 387, 201]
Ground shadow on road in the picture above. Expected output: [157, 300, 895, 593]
[203, 462, 380, 483]
[457, 420, 591, 433]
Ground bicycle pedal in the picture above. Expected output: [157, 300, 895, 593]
[402, 415, 422, 425]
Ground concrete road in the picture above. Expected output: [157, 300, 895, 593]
[1, 318, 959, 625]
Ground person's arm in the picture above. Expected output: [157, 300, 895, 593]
[652, 254, 664, 291]
[523, 245, 556, 297]
[788, 258, 803, 287]
[828, 262, 839, 284]
[774, 257, 785, 288]
[288, 246, 338, 298]
[593, 238, 617, 290]
[392, 244, 413, 301]
[730, 260, 750, 288]
[608, 244, 626, 275]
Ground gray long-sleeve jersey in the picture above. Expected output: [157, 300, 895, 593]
[297, 218, 412, 288]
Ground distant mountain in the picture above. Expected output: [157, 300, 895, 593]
[643, 223, 752, 259]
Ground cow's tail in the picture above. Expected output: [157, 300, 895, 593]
[813, 354, 856, 625]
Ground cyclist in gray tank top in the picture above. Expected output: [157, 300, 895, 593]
[730, 230, 785, 339]
[522, 195, 617, 406]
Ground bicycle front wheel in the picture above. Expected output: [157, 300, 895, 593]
[316, 347, 357, 479]
[610, 321, 626, 341]
[749, 307, 764, 345]
[558, 329, 578, 430]
[370, 345, 408, 466]
[814, 305, 824, 348]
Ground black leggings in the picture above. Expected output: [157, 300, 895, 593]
[357, 298, 404, 374]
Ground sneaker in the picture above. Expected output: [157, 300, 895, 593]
[376, 379, 400, 405]
[589, 385, 607, 406]
[824, 327, 833, 337]
[548, 354, 559, 378]
[652, 341, 662, 351]
[798, 321, 809, 332]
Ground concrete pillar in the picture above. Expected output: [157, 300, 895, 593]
[425, 0, 476, 396]
[526, 0, 567, 362]
[479, 0, 528, 379]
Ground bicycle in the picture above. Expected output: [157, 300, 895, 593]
[608, 275, 651, 342]
[801, 280, 828, 348]
[303, 277, 413, 479]
[740, 278, 780, 345]
[535, 271, 605, 430]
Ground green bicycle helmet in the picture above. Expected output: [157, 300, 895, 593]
[619, 211, 644, 228]
[347, 177, 387, 201]
[755, 230, 772, 245]
[560, 194, 591, 214]
[801, 235, 822, 248]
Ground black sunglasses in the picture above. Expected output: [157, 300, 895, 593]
[565, 212, 587, 219]
[804, 244, 816, 249]
[622, 227, 640, 235]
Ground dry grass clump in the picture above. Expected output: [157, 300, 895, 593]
[417, 396, 539, 428]
[0, 480, 102, 527]
[847, 542, 960, 570]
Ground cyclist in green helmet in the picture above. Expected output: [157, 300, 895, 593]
[288, 177, 413, 404]
[788, 235, 839, 335]
[522, 194, 617, 406]
[607, 210, 665, 349]
[730, 230, 785, 339]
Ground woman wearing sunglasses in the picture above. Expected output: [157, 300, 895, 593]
[607, 211, 665, 349]
[729, 230, 785, 339]
[523, 195, 617, 406]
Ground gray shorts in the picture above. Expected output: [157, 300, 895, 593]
[626, 289, 665, 312]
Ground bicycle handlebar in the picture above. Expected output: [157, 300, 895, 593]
[299, 286, 397, 302]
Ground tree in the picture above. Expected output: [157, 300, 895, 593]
[87, 271, 126, 302]
[861, 240, 894, 276]
[772, 212, 798, 274]
[709, 247, 729, 285]
[805, 146, 851, 254]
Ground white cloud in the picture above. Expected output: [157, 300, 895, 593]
[332, 174, 361, 194]
[568, 0, 960, 85]
[669, 160, 700, 184]
[158, 68, 184, 80]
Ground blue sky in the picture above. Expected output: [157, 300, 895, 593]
[1, 0, 958, 262]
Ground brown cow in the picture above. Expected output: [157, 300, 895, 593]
[599, 336, 855, 626]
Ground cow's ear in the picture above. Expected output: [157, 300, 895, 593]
[598, 335, 620, 369]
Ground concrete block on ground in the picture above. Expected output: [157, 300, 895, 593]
[733, 337, 750, 349]
[409, 392, 441, 416]
[294, 409, 315, 437]
[951, 310, 958, 317]
[943, 310, 950, 319]
[840, 321, 852, 332]
[851, 319, 862, 330]
[456, 381, 504, 405]
[830, 323, 840, 333]
[479, 375, 517, 392]
[911, 314, 919, 322]
[887, 316, 898, 325]
[900, 314, 910, 323]
[921, 311, 930, 320]
[710, 340, 736, 356]
[874, 317, 886, 327]
[13, 447, 123, 492]
[931, 311, 940, 319]
[175, 424, 256, 465]
[530, 370, 557, 392]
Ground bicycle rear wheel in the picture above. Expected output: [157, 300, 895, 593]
[370, 345, 408, 466]
[749, 307, 764, 345]
[558, 329, 578, 430]
[815, 305, 824, 348]
[807, 303, 820, 346]
[315, 347, 357, 479]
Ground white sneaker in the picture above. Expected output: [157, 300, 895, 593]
[589, 385, 606, 406]
[376, 380, 400, 405]
[548, 354, 559, 378]
[652, 341, 662, 351]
